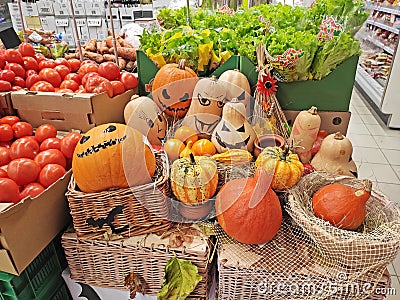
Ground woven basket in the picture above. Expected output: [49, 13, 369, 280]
[66, 151, 172, 240]
[61, 227, 213, 299]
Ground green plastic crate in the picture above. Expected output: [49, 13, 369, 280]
[49, 284, 70, 300]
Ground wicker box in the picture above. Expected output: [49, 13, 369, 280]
[61, 225, 214, 299]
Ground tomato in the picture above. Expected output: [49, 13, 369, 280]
[39, 164, 66, 188]
[0, 169, 7, 178]
[39, 68, 62, 88]
[85, 76, 113, 97]
[81, 72, 100, 87]
[12, 77, 26, 88]
[10, 137, 39, 160]
[18, 43, 35, 57]
[30, 81, 55, 92]
[38, 60, 56, 70]
[20, 182, 45, 199]
[23, 56, 39, 72]
[34, 149, 66, 168]
[78, 63, 99, 79]
[0, 116, 20, 126]
[34, 53, 46, 63]
[60, 132, 81, 158]
[25, 69, 37, 77]
[39, 137, 61, 151]
[81, 60, 97, 66]
[0, 124, 13, 142]
[54, 58, 71, 70]
[68, 59, 81, 72]
[35, 124, 57, 143]
[5, 49, 23, 65]
[54, 65, 70, 80]
[25, 74, 40, 90]
[111, 81, 125, 96]
[0, 178, 20, 203]
[0, 70, 15, 82]
[12, 121, 33, 138]
[0, 147, 10, 166]
[98, 62, 120, 81]
[0, 56, 5, 69]
[55, 88, 73, 93]
[0, 80, 11, 92]
[59, 79, 79, 92]
[0, 141, 11, 149]
[5, 63, 25, 78]
[75, 86, 86, 93]
[11, 86, 22, 91]
[8, 158, 40, 185]
[64, 73, 81, 84]
[120, 72, 138, 90]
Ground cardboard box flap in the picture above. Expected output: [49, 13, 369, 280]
[0, 250, 16, 275]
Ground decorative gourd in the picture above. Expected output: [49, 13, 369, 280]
[72, 123, 156, 193]
[182, 76, 227, 136]
[163, 138, 185, 162]
[152, 59, 198, 118]
[212, 149, 253, 165]
[219, 69, 251, 118]
[170, 153, 218, 204]
[216, 169, 282, 244]
[179, 140, 194, 158]
[211, 98, 256, 153]
[288, 106, 321, 163]
[192, 139, 217, 156]
[255, 146, 304, 190]
[312, 180, 372, 230]
[124, 95, 167, 146]
[311, 132, 358, 177]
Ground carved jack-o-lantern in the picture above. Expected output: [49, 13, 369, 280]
[182, 76, 226, 136]
[124, 95, 167, 146]
[211, 98, 257, 153]
[72, 123, 156, 193]
[152, 59, 199, 118]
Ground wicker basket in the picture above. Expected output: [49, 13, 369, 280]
[66, 151, 173, 240]
[61, 226, 214, 299]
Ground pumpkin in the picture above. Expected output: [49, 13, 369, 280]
[72, 123, 156, 193]
[212, 149, 253, 165]
[152, 59, 198, 118]
[124, 95, 167, 146]
[164, 138, 185, 162]
[311, 132, 358, 177]
[288, 106, 321, 163]
[192, 139, 216, 156]
[219, 69, 251, 118]
[182, 76, 227, 136]
[174, 126, 198, 145]
[255, 146, 304, 190]
[312, 180, 372, 230]
[216, 169, 282, 244]
[170, 153, 218, 204]
[211, 98, 257, 153]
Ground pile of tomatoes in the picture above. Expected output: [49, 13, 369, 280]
[0, 43, 138, 97]
[0, 116, 81, 204]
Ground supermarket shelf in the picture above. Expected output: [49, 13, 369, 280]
[371, 5, 400, 16]
[355, 65, 384, 108]
[365, 36, 395, 55]
[366, 19, 399, 35]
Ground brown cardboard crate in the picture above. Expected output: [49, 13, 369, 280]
[0, 92, 16, 117]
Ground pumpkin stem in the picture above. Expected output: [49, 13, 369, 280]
[308, 106, 318, 115]
[334, 132, 345, 140]
[280, 144, 290, 160]
[189, 152, 196, 165]
[362, 179, 372, 193]
[177, 59, 186, 70]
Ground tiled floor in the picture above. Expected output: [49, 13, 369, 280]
[348, 89, 400, 299]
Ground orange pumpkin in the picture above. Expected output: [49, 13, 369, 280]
[192, 139, 216, 156]
[72, 123, 156, 193]
[152, 59, 198, 118]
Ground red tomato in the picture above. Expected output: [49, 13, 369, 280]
[12, 122, 33, 138]
[10, 137, 39, 160]
[34, 53, 46, 63]
[111, 81, 125, 96]
[0, 124, 13, 142]
[38, 60, 56, 70]
[75, 86, 86, 93]
[119, 72, 138, 90]
[81, 72, 100, 87]
[0, 56, 5, 69]
[30, 81, 55, 92]
[39, 164, 66, 187]
[0, 116, 20, 126]
[5, 49, 23, 65]
[0, 178, 20, 203]
[55, 88, 73, 93]
[5, 63, 25, 78]
[11, 86, 22, 91]
[68, 59, 81, 72]
[26, 74, 41, 90]
[8, 158, 40, 185]
[54, 58, 71, 70]
[35, 124, 57, 143]
[23, 56, 39, 72]
[0, 147, 10, 166]
[85, 76, 113, 97]
[0, 80, 11, 92]
[39, 137, 61, 151]
[39, 68, 62, 88]
[18, 43, 35, 57]
[0, 169, 7, 178]
[98, 62, 120, 81]
[78, 64, 99, 79]
[64, 73, 81, 84]
[12, 77, 26, 88]
[34, 149, 66, 168]
[60, 132, 81, 158]
[20, 182, 45, 199]
[0, 141, 11, 148]
[54, 65, 70, 80]
[25, 69, 37, 77]
[0, 70, 16, 82]
[60, 79, 79, 92]
[81, 60, 97, 66]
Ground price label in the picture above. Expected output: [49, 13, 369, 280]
[56, 19, 69, 27]
[87, 19, 101, 27]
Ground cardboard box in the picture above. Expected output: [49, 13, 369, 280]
[0, 92, 15, 117]
[87, 18, 107, 40]
[106, 7, 121, 31]
[63, 34, 76, 47]
[0, 171, 72, 275]
[40, 16, 56, 31]
[72, 2, 86, 16]
[119, 7, 135, 26]
[37, 0, 54, 15]
[22, 3, 39, 16]
[85, 2, 105, 17]
[11, 89, 136, 132]
[53, 1, 71, 16]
